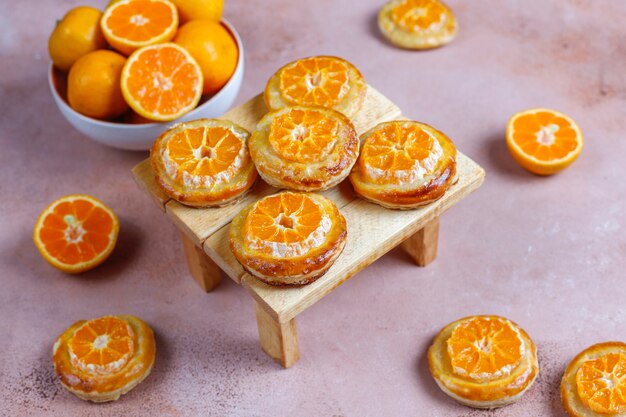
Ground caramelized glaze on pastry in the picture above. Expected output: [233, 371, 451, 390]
[349, 120, 456, 209]
[378, 0, 458, 49]
[264, 56, 366, 117]
[52, 315, 156, 403]
[561, 342, 626, 417]
[249, 106, 359, 191]
[151, 118, 257, 207]
[229, 192, 347, 286]
[428, 315, 539, 409]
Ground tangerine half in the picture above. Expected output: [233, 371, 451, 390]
[121, 43, 203, 121]
[33, 194, 119, 273]
[101, 0, 179, 56]
[506, 108, 583, 175]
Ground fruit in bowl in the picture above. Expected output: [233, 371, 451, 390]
[68, 50, 129, 119]
[48, 6, 107, 71]
[48, 0, 242, 150]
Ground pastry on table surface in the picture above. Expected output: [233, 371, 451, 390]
[349, 120, 456, 209]
[53, 315, 156, 403]
[561, 342, 626, 417]
[378, 0, 457, 49]
[249, 106, 359, 192]
[428, 315, 539, 409]
[264, 56, 366, 117]
[151, 118, 257, 207]
[230, 192, 347, 286]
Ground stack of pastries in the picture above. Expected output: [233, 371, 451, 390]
[150, 55, 458, 286]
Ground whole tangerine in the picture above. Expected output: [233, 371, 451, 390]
[67, 50, 129, 120]
[174, 20, 238, 95]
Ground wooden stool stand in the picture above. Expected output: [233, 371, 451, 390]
[132, 86, 485, 368]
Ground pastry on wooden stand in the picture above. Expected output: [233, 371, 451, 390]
[561, 342, 626, 417]
[249, 106, 359, 191]
[264, 56, 366, 117]
[52, 315, 156, 403]
[151, 118, 257, 207]
[230, 192, 347, 286]
[349, 120, 456, 209]
[428, 315, 539, 409]
[378, 0, 458, 49]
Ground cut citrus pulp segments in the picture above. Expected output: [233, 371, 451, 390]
[378, 0, 457, 49]
[152, 119, 256, 207]
[359, 121, 443, 185]
[576, 352, 626, 414]
[121, 43, 203, 121]
[506, 108, 583, 175]
[446, 316, 524, 382]
[243, 193, 328, 257]
[392, 0, 448, 32]
[279, 57, 350, 108]
[265, 56, 366, 117]
[268, 108, 340, 163]
[33, 194, 119, 274]
[67, 316, 135, 375]
[101, 0, 178, 56]
[166, 124, 247, 184]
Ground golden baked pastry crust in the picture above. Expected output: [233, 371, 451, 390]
[428, 315, 539, 409]
[249, 106, 359, 192]
[151, 118, 257, 207]
[229, 192, 347, 286]
[561, 342, 626, 417]
[378, 0, 457, 50]
[264, 56, 366, 117]
[349, 120, 457, 209]
[52, 315, 156, 403]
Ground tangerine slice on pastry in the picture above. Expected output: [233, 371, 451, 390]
[561, 342, 626, 417]
[428, 315, 539, 409]
[264, 56, 366, 117]
[150, 118, 257, 207]
[249, 106, 359, 192]
[229, 192, 347, 286]
[378, 0, 458, 49]
[349, 120, 457, 209]
[52, 315, 156, 403]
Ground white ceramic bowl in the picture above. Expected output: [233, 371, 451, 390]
[48, 19, 245, 151]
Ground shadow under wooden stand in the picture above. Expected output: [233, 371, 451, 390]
[132, 85, 485, 368]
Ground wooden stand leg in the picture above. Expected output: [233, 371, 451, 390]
[180, 233, 221, 292]
[255, 302, 300, 368]
[401, 217, 440, 267]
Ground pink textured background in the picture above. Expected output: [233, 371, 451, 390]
[1, 0, 625, 415]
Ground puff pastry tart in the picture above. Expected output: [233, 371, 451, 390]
[561, 342, 626, 417]
[428, 315, 539, 409]
[264, 56, 366, 117]
[151, 119, 257, 207]
[249, 106, 359, 191]
[378, 0, 458, 49]
[229, 192, 347, 286]
[52, 315, 156, 403]
[349, 120, 456, 209]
